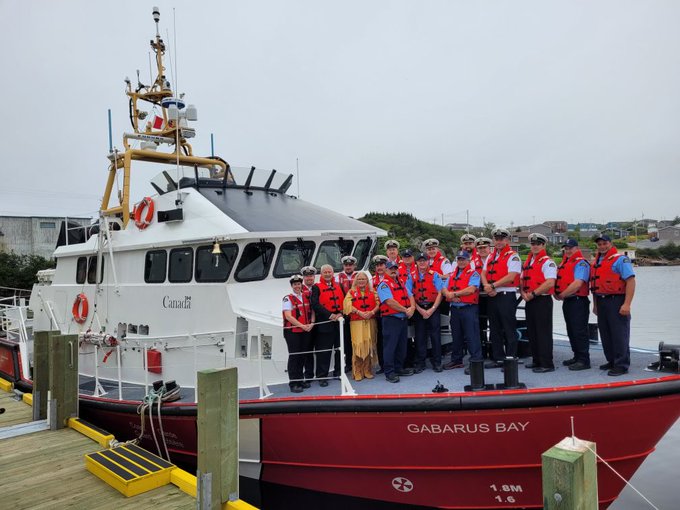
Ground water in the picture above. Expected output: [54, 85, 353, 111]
[241, 267, 680, 509]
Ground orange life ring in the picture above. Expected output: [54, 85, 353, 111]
[72, 293, 89, 324]
[134, 196, 155, 230]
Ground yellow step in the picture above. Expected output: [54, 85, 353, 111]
[85, 443, 175, 497]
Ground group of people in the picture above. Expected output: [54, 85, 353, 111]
[281, 229, 636, 392]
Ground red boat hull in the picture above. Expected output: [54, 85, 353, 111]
[77, 387, 680, 509]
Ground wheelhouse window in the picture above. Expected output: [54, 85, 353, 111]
[87, 256, 104, 284]
[144, 250, 167, 283]
[195, 243, 239, 282]
[169, 248, 194, 283]
[76, 257, 87, 284]
[314, 239, 354, 272]
[273, 240, 315, 278]
[235, 242, 275, 282]
[353, 238, 372, 269]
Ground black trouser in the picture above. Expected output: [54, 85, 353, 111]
[478, 295, 489, 355]
[315, 323, 341, 378]
[284, 330, 312, 388]
[376, 315, 384, 367]
[488, 291, 518, 361]
[413, 305, 442, 368]
[343, 318, 353, 369]
[304, 329, 316, 380]
[595, 294, 630, 369]
[562, 296, 590, 364]
[525, 295, 554, 368]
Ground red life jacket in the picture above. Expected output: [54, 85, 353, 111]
[429, 251, 449, 275]
[590, 247, 626, 295]
[315, 278, 344, 313]
[470, 249, 483, 272]
[337, 271, 356, 295]
[556, 250, 589, 297]
[446, 266, 479, 304]
[282, 293, 312, 333]
[486, 245, 520, 287]
[348, 289, 378, 321]
[378, 275, 411, 316]
[520, 250, 555, 294]
[398, 262, 417, 285]
[412, 270, 440, 305]
[372, 273, 385, 289]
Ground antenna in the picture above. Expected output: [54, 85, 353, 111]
[296, 157, 300, 198]
[211, 133, 215, 157]
[107, 109, 113, 153]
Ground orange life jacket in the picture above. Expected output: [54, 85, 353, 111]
[556, 251, 589, 297]
[398, 262, 417, 285]
[446, 266, 479, 304]
[315, 278, 344, 313]
[282, 293, 312, 333]
[486, 245, 520, 287]
[429, 251, 449, 275]
[590, 247, 626, 295]
[348, 289, 378, 321]
[412, 270, 440, 305]
[378, 275, 411, 316]
[470, 249, 483, 272]
[521, 250, 555, 294]
[372, 273, 385, 289]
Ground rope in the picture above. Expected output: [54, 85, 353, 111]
[130, 382, 181, 461]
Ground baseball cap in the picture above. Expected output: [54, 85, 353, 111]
[401, 249, 414, 257]
[415, 252, 428, 261]
[385, 260, 399, 269]
[562, 239, 579, 248]
[455, 250, 471, 260]
[594, 234, 612, 242]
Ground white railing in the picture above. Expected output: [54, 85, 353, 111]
[82, 319, 355, 402]
[0, 296, 33, 379]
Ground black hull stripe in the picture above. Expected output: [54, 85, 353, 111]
[79, 378, 680, 416]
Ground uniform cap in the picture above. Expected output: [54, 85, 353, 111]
[401, 249, 414, 257]
[460, 233, 477, 243]
[300, 265, 317, 275]
[384, 239, 400, 250]
[562, 238, 579, 248]
[341, 255, 357, 265]
[491, 228, 510, 238]
[475, 237, 492, 247]
[372, 254, 388, 264]
[456, 250, 471, 260]
[385, 260, 399, 269]
[289, 274, 303, 284]
[529, 233, 548, 244]
[423, 238, 439, 248]
[594, 234, 611, 242]
[416, 252, 428, 261]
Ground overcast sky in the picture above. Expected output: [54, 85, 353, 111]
[1, 1, 679, 228]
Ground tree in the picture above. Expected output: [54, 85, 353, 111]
[0, 252, 55, 294]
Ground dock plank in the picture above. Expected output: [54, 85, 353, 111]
[0, 391, 32, 427]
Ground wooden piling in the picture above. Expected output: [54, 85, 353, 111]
[196, 367, 238, 509]
[32, 330, 58, 421]
[542, 436, 598, 510]
[48, 333, 79, 429]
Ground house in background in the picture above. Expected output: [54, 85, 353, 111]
[0, 216, 91, 259]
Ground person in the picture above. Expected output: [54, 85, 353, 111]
[519, 233, 557, 373]
[343, 272, 380, 381]
[336, 255, 358, 372]
[554, 239, 591, 371]
[398, 249, 418, 284]
[282, 275, 314, 393]
[443, 250, 483, 372]
[475, 237, 493, 352]
[461, 233, 482, 270]
[481, 228, 521, 368]
[371, 254, 388, 372]
[590, 234, 636, 376]
[311, 264, 344, 386]
[423, 238, 452, 277]
[300, 265, 317, 381]
[409, 252, 444, 372]
[376, 260, 416, 382]
[385, 239, 401, 265]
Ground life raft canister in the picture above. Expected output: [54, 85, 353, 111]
[72, 293, 89, 324]
[134, 196, 155, 230]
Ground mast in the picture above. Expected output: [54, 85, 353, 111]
[100, 7, 227, 227]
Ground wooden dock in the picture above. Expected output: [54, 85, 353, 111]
[0, 391, 194, 510]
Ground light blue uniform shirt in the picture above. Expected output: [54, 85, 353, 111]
[573, 260, 590, 282]
[611, 255, 635, 280]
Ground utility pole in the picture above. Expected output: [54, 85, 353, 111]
[466, 209, 470, 233]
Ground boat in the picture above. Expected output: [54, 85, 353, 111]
[2, 8, 680, 509]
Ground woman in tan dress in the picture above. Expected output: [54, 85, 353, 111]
[343, 272, 379, 381]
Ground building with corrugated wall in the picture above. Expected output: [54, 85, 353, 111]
[0, 216, 91, 259]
